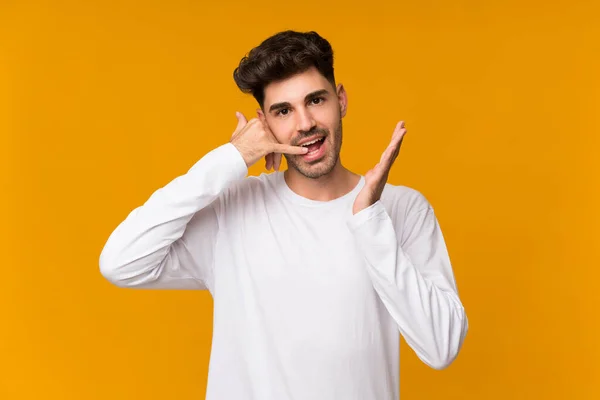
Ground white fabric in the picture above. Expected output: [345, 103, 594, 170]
[100, 142, 468, 400]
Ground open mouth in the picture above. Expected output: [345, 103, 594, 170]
[300, 137, 325, 155]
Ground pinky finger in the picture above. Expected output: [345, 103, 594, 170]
[265, 153, 273, 170]
[274, 153, 282, 171]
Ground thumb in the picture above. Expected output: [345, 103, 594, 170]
[235, 111, 247, 131]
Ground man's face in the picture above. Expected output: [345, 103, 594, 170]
[259, 66, 347, 179]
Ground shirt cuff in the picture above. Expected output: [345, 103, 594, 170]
[347, 200, 388, 232]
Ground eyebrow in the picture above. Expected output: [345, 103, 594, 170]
[268, 89, 330, 113]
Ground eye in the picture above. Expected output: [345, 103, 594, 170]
[275, 108, 290, 116]
[310, 97, 324, 105]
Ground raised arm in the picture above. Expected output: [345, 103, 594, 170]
[99, 142, 248, 291]
[99, 112, 308, 291]
[349, 120, 467, 369]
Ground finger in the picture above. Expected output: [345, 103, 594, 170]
[380, 121, 404, 160]
[391, 131, 405, 161]
[395, 128, 407, 144]
[388, 134, 403, 160]
[385, 142, 401, 167]
[394, 128, 406, 143]
[265, 153, 273, 170]
[234, 112, 248, 132]
[273, 144, 310, 155]
[379, 140, 401, 170]
[379, 143, 395, 163]
[393, 121, 406, 140]
[395, 120, 405, 133]
[274, 153, 282, 171]
[393, 136, 404, 156]
[387, 124, 406, 163]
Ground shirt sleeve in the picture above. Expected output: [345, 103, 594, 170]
[346, 197, 468, 370]
[99, 142, 248, 292]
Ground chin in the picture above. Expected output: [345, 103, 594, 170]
[291, 153, 339, 179]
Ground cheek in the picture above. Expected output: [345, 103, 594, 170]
[318, 118, 339, 136]
[318, 105, 340, 127]
[269, 121, 295, 143]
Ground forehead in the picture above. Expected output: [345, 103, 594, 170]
[263, 67, 333, 108]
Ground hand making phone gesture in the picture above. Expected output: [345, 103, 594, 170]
[230, 112, 308, 168]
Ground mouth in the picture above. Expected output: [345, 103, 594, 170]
[299, 136, 325, 150]
[299, 136, 326, 161]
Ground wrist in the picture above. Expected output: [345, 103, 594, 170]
[231, 141, 256, 167]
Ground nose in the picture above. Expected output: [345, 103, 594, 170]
[296, 108, 316, 134]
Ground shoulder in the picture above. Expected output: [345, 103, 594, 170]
[381, 182, 432, 211]
[219, 170, 278, 207]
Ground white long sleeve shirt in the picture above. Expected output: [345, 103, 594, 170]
[99, 142, 468, 400]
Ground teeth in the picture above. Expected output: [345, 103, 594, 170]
[301, 138, 322, 147]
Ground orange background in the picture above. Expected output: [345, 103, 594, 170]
[2, 0, 599, 398]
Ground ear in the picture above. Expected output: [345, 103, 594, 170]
[336, 83, 348, 118]
[257, 108, 266, 123]
[257, 108, 275, 136]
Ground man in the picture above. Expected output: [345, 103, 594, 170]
[100, 30, 468, 399]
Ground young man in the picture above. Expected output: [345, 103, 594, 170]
[100, 30, 468, 399]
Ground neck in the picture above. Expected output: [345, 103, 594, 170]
[283, 159, 361, 202]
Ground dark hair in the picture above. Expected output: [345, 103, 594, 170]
[233, 30, 336, 108]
